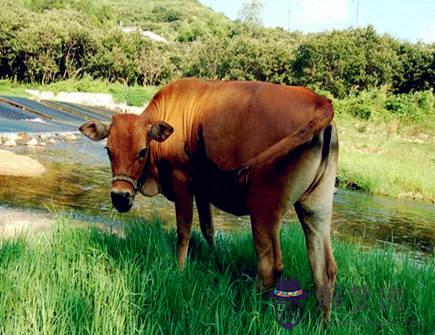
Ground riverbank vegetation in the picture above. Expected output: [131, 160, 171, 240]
[334, 89, 435, 202]
[0, 216, 433, 334]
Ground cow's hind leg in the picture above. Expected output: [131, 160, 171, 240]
[195, 195, 215, 247]
[250, 211, 284, 288]
[249, 184, 286, 289]
[294, 166, 337, 320]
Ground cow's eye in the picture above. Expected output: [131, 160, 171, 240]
[105, 146, 112, 159]
[137, 148, 147, 160]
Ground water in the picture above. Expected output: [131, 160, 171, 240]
[0, 139, 433, 255]
[0, 96, 112, 133]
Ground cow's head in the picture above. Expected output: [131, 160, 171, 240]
[79, 114, 173, 212]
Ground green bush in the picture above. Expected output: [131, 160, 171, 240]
[384, 90, 434, 122]
[334, 88, 434, 123]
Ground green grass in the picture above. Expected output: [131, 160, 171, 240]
[0, 78, 158, 106]
[0, 215, 433, 334]
[0, 80, 31, 97]
[336, 115, 435, 202]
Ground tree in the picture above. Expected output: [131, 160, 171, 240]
[238, 0, 264, 26]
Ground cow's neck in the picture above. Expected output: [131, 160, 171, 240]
[142, 84, 207, 166]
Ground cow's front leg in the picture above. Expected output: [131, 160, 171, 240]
[195, 195, 215, 248]
[173, 171, 193, 269]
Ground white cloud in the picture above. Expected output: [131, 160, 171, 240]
[287, 0, 351, 31]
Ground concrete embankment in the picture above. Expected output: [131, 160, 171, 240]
[26, 90, 146, 114]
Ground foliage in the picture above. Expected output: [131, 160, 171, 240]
[291, 27, 403, 97]
[335, 88, 435, 122]
[0, 0, 433, 113]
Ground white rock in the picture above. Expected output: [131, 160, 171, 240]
[4, 139, 16, 147]
[0, 150, 46, 176]
[64, 134, 78, 141]
[26, 138, 38, 146]
[48, 138, 56, 144]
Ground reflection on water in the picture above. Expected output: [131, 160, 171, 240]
[0, 139, 434, 255]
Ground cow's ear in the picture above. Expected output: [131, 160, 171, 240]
[79, 120, 110, 141]
[150, 121, 174, 142]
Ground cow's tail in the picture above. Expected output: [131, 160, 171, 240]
[233, 98, 335, 185]
[303, 121, 338, 195]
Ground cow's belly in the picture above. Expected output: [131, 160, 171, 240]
[192, 166, 250, 216]
[205, 182, 249, 216]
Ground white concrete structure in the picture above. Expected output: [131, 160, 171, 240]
[119, 21, 168, 43]
[26, 90, 146, 115]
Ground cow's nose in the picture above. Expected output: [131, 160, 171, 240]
[111, 190, 133, 213]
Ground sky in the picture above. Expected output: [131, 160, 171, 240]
[199, 0, 435, 43]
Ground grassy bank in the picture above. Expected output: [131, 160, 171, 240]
[0, 215, 433, 334]
[0, 78, 158, 107]
[336, 115, 435, 202]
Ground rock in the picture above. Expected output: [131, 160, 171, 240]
[0, 150, 46, 177]
[16, 132, 32, 145]
[48, 138, 56, 144]
[3, 139, 16, 147]
[17, 132, 31, 139]
[64, 134, 78, 141]
[26, 138, 39, 146]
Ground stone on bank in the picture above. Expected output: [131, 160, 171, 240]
[0, 150, 46, 177]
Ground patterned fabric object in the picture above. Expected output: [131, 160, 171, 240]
[273, 289, 303, 297]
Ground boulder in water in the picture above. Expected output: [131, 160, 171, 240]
[0, 150, 46, 177]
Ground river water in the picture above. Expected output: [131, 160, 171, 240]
[0, 139, 433, 256]
[0, 97, 433, 256]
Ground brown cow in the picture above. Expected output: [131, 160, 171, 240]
[79, 78, 338, 319]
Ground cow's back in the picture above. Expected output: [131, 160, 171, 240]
[195, 81, 332, 170]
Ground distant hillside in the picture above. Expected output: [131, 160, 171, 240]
[5, 0, 233, 42]
[0, 0, 433, 97]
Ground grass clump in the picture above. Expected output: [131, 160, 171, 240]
[0, 215, 433, 334]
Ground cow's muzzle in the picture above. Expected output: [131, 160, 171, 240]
[111, 190, 133, 213]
